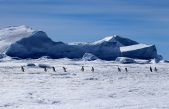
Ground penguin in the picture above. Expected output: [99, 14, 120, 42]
[81, 66, 84, 72]
[63, 67, 67, 72]
[91, 67, 94, 72]
[52, 67, 56, 72]
[125, 67, 128, 72]
[150, 66, 153, 72]
[154, 67, 158, 72]
[21, 66, 24, 72]
[44, 67, 47, 72]
[118, 67, 121, 72]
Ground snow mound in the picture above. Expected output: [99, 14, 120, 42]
[159, 60, 169, 63]
[27, 63, 36, 67]
[0, 54, 6, 59]
[82, 53, 98, 61]
[38, 64, 51, 68]
[149, 58, 160, 64]
[115, 57, 136, 64]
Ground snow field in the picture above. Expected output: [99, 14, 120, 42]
[0, 59, 169, 109]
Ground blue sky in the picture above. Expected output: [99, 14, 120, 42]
[0, 0, 169, 59]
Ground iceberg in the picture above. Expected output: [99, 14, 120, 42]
[0, 25, 161, 60]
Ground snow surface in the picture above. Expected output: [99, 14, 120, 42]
[92, 35, 138, 46]
[0, 58, 169, 109]
[115, 57, 136, 64]
[0, 25, 34, 54]
[120, 44, 152, 52]
[92, 36, 117, 45]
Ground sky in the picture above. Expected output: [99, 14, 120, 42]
[0, 0, 169, 59]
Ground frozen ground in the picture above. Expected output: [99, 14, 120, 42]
[0, 58, 169, 109]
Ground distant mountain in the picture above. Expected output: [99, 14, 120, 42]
[0, 25, 161, 60]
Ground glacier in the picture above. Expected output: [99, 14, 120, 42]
[0, 25, 161, 60]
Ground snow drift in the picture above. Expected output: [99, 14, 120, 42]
[115, 57, 136, 64]
[0, 25, 161, 60]
[82, 53, 98, 61]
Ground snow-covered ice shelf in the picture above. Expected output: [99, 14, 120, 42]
[0, 59, 169, 109]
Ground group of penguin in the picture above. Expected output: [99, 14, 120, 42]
[117, 67, 128, 72]
[21, 66, 157, 73]
[117, 66, 158, 73]
[21, 66, 95, 72]
[149, 66, 158, 72]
